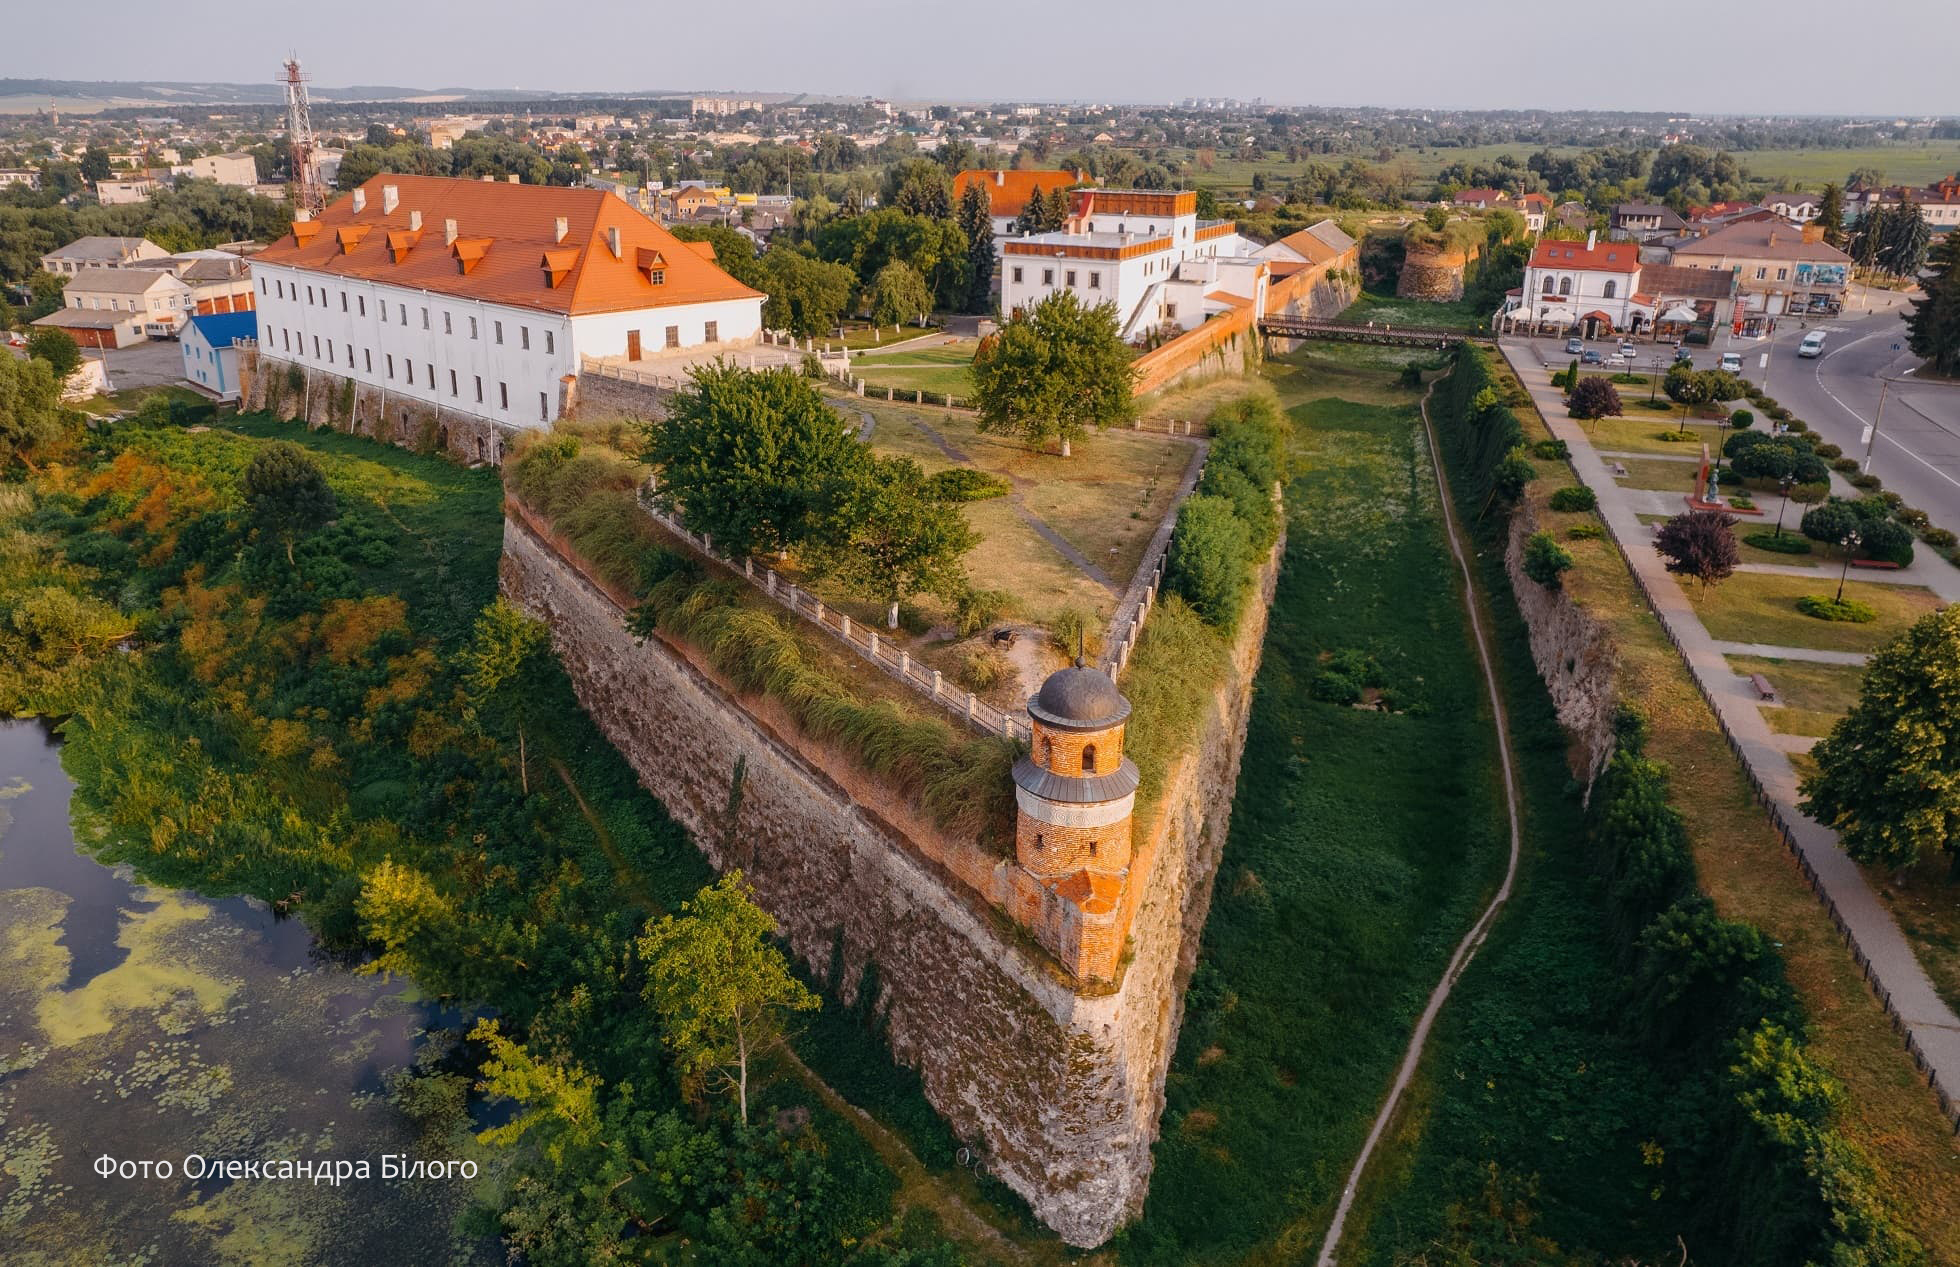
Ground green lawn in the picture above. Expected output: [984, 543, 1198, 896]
[1580, 414, 1722, 457]
[852, 341, 980, 400]
[1611, 456, 1702, 494]
[1340, 287, 1490, 332]
[71, 383, 206, 418]
[1125, 346, 1515, 1263]
[1687, 571, 1946, 652]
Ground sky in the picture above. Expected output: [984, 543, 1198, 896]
[9, 0, 1960, 117]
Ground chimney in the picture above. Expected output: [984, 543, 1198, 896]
[996, 170, 1005, 186]
[607, 225, 622, 258]
[554, 216, 569, 243]
[507, 173, 519, 184]
[352, 188, 367, 213]
[481, 174, 493, 182]
[409, 209, 423, 232]
[444, 217, 458, 245]
[382, 184, 399, 213]
[1585, 229, 1596, 251]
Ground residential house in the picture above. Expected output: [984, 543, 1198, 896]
[1846, 174, 1960, 230]
[951, 168, 1084, 243]
[39, 236, 169, 276]
[180, 310, 257, 400]
[1760, 191, 1821, 223]
[184, 152, 258, 187]
[999, 188, 1256, 341]
[0, 169, 40, 190]
[664, 185, 725, 220]
[1517, 192, 1551, 234]
[135, 250, 257, 313]
[1553, 201, 1592, 231]
[1501, 234, 1644, 338]
[96, 177, 161, 205]
[247, 174, 764, 448]
[1611, 203, 1687, 238]
[1667, 219, 1851, 329]
[1452, 188, 1510, 210]
[32, 266, 193, 347]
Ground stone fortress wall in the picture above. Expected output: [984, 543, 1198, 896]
[498, 509, 1281, 1246]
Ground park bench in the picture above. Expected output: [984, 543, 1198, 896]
[1749, 673, 1778, 703]
[1850, 558, 1902, 570]
[1610, 461, 1630, 477]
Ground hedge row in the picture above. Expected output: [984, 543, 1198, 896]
[1164, 395, 1288, 631]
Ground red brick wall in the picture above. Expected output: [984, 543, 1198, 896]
[1033, 720, 1125, 775]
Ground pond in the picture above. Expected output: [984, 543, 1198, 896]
[0, 719, 498, 1264]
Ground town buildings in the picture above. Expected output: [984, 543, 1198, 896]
[0, 169, 40, 190]
[1517, 192, 1551, 233]
[952, 168, 1084, 243]
[1451, 188, 1510, 211]
[180, 310, 258, 400]
[247, 173, 764, 449]
[33, 267, 194, 348]
[1498, 232, 1740, 341]
[1846, 174, 1960, 230]
[39, 236, 170, 275]
[1251, 219, 1359, 276]
[998, 189, 1256, 341]
[96, 177, 162, 205]
[181, 151, 259, 186]
[1669, 218, 1851, 327]
[1611, 202, 1688, 239]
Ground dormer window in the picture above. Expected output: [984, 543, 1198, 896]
[636, 246, 667, 285]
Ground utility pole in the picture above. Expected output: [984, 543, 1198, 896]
[1860, 367, 1916, 473]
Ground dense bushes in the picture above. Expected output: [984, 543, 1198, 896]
[1723, 430, 1828, 486]
[1797, 594, 1878, 623]
[1548, 485, 1597, 512]
[1521, 530, 1573, 588]
[1165, 395, 1287, 631]
[1744, 530, 1812, 555]
[925, 467, 1009, 502]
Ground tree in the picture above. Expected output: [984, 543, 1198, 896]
[1663, 362, 1714, 437]
[242, 440, 336, 565]
[0, 349, 66, 469]
[1043, 187, 1071, 230]
[867, 259, 932, 328]
[956, 181, 995, 313]
[884, 158, 953, 220]
[1800, 500, 1860, 547]
[1566, 375, 1623, 420]
[79, 145, 112, 183]
[970, 291, 1135, 457]
[758, 246, 854, 338]
[470, 1019, 603, 1163]
[462, 599, 551, 793]
[1522, 530, 1574, 588]
[1802, 605, 1960, 870]
[641, 362, 865, 559]
[26, 327, 80, 381]
[1015, 184, 1046, 235]
[1655, 509, 1740, 590]
[1905, 232, 1960, 376]
[1817, 183, 1847, 249]
[806, 456, 976, 628]
[1881, 197, 1932, 278]
[1165, 494, 1254, 628]
[637, 872, 819, 1124]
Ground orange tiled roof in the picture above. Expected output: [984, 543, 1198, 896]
[953, 168, 1082, 218]
[1530, 239, 1642, 274]
[1271, 226, 1341, 265]
[253, 173, 762, 317]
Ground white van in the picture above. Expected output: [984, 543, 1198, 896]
[1798, 331, 1827, 358]
[1719, 351, 1744, 373]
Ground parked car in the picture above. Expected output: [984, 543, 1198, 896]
[1618, 341, 1636, 358]
[1580, 349, 1604, 364]
[1719, 351, 1744, 373]
[1607, 352, 1634, 368]
[1565, 336, 1585, 355]
[1798, 331, 1827, 358]
[1674, 346, 1695, 364]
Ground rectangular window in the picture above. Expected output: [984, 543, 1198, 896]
[259, 277, 267, 295]
[426, 362, 434, 389]
[364, 349, 372, 372]
[1012, 266, 1023, 283]
[520, 326, 530, 350]
[665, 325, 680, 348]
[306, 285, 314, 304]
[475, 375, 483, 403]
[326, 339, 333, 361]
[544, 329, 554, 354]
[347, 345, 354, 369]
[276, 280, 284, 299]
[1042, 268, 1053, 285]
[1756, 267, 1767, 279]
[312, 335, 320, 358]
[341, 291, 348, 312]
[358, 295, 366, 316]
[1777, 267, 1788, 281]
[387, 354, 395, 378]
[380, 302, 387, 323]
[1089, 271, 1101, 289]
[469, 316, 478, 339]
[494, 320, 504, 344]
[1066, 270, 1077, 286]
[649, 269, 665, 285]
[282, 329, 290, 351]
[704, 320, 718, 343]
[398, 303, 407, 324]
[499, 382, 509, 410]
[540, 391, 549, 421]
[443, 311, 452, 334]
[421, 307, 430, 330]
[450, 369, 458, 396]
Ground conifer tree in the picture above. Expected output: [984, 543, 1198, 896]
[1015, 184, 1045, 235]
[1905, 232, 1960, 375]
[956, 180, 995, 312]
[1816, 182, 1846, 248]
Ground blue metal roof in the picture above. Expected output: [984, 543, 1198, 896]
[185, 311, 257, 346]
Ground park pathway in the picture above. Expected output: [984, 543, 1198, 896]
[1316, 374, 1525, 1265]
[1499, 338, 1960, 1120]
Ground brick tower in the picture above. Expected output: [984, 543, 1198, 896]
[1010, 658, 1139, 981]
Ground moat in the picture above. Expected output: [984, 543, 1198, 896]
[0, 719, 495, 1265]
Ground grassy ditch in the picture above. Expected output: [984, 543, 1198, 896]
[1350, 344, 1960, 1262]
[1119, 343, 1512, 1263]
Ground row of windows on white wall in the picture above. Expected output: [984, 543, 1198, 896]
[262, 276, 554, 354]
[274, 326, 549, 420]
[1010, 266, 1102, 289]
[1539, 277, 1619, 299]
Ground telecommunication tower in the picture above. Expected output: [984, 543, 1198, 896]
[283, 56, 324, 218]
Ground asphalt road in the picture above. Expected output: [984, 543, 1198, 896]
[1721, 287, 1960, 535]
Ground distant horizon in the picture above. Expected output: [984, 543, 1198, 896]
[5, 0, 1958, 117]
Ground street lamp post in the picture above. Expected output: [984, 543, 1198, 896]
[1650, 354, 1665, 403]
[1835, 529, 1863, 604]
[1860, 367, 1916, 474]
[1773, 474, 1796, 538]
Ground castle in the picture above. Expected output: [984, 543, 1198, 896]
[1011, 659, 1139, 982]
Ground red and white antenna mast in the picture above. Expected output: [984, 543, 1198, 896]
[283, 55, 324, 218]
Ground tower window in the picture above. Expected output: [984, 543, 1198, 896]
[1040, 735, 1053, 768]
[1082, 744, 1097, 774]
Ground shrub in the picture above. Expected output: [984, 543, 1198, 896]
[1800, 502, 1859, 546]
[1400, 362, 1423, 387]
[1548, 485, 1597, 512]
[1198, 462, 1280, 551]
[1311, 647, 1387, 706]
[1207, 394, 1289, 490]
[1567, 375, 1624, 420]
[1790, 481, 1829, 504]
[1729, 409, 1754, 429]
[1831, 458, 1860, 473]
[1532, 438, 1570, 460]
[1796, 595, 1878, 623]
[1568, 522, 1606, 540]
[926, 467, 1010, 502]
[1921, 526, 1958, 549]
[1612, 372, 1646, 384]
[1874, 490, 1903, 509]
[953, 587, 1013, 637]
[1046, 604, 1104, 659]
[1744, 531, 1812, 555]
[1783, 418, 1808, 433]
[1522, 530, 1574, 588]
[957, 648, 1009, 692]
[1165, 494, 1254, 629]
[1812, 442, 1842, 460]
[1767, 405, 1792, 421]
[1729, 495, 1756, 510]
[1858, 518, 1915, 565]
[1849, 473, 1882, 491]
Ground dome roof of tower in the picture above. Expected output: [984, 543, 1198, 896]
[1028, 662, 1130, 730]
